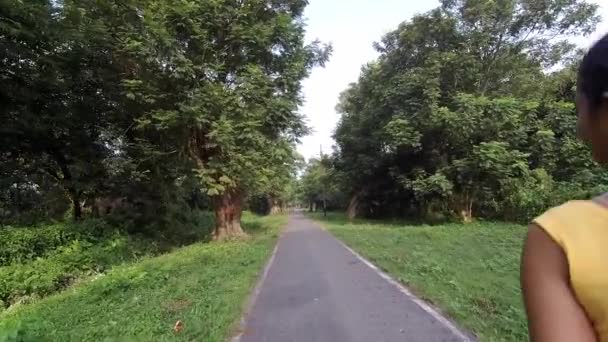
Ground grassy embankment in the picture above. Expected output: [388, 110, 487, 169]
[309, 212, 528, 342]
[0, 213, 285, 341]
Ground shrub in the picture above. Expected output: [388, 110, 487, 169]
[0, 234, 158, 307]
[248, 195, 271, 215]
[104, 202, 215, 246]
[0, 220, 118, 266]
[0, 224, 75, 266]
[0, 211, 214, 308]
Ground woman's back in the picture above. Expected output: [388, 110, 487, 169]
[535, 201, 608, 341]
[522, 33, 608, 342]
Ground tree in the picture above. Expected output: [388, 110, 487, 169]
[298, 156, 343, 213]
[264, 150, 305, 215]
[332, 0, 602, 222]
[0, 0, 133, 220]
[122, 0, 330, 239]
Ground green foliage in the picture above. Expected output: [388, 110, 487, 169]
[383, 118, 422, 152]
[248, 195, 273, 215]
[0, 214, 286, 342]
[331, 0, 604, 222]
[1, 0, 322, 236]
[0, 170, 69, 226]
[298, 156, 345, 211]
[117, 0, 329, 233]
[0, 0, 320, 326]
[247, 148, 304, 215]
[0, 0, 134, 220]
[312, 213, 528, 341]
[0, 317, 41, 342]
[0, 220, 114, 266]
[407, 172, 454, 201]
[0, 210, 214, 309]
[0, 235, 153, 308]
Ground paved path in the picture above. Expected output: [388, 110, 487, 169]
[239, 214, 473, 342]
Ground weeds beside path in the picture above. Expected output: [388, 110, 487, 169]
[309, 213, 528, 342]
[0, 214, 286, 342]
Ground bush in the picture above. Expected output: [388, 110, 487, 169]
[0, 220, 117, 266]
[0, 234, 157, 307]
[104, 201, 215, 246]
[150, 207, 215, 246]
[0, 179, 70, 227]
[248, 195, 271, 215]
[0, 211, 214, 308]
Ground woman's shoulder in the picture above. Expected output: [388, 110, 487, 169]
[533, 199, 608, 249]
[537, 200, 598, 219]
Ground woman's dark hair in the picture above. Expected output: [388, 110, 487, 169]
[579, 34, 608, 109]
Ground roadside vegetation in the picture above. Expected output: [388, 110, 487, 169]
[2, 0, 327, 238]
[297, 4, 606, 340]
[299, 0, 606, 224]
[1, 0, 318, 339]
[0, 212, 214, 310]
[310, 213, 527, 341]
[0, 214, 286, 342]
[2, 0, 606, 341]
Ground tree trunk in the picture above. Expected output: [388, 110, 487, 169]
[265, 196, 274, 215]
[461, 198, 473, 223]
[47, 148, 82, 221]
[68, 189, 83, 221]
[460, 210, 471, 223]
[212, 190, 247, 240]
[268, 197, 281, 215]
[347, 192, 361, 221]
[453, 193, 473, 223]
[270, 204, 282, 215]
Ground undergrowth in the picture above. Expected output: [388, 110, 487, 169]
[0, 211, 214, 309]
[0, 213, 286, 341]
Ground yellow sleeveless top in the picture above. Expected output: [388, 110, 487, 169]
[534, 200, 608, 340]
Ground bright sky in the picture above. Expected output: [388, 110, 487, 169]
[297, 0, 608, 160]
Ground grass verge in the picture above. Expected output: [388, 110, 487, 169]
[1, 211, 215, 308]
[309, 212, 527, 342]
[0, 213, 286, 342]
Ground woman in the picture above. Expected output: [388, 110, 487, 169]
[522, 34, 608, 342]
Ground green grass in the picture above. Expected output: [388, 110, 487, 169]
[0, 213, 286, 342]
[309, 212, 528, 342]
[0, 211, 216, 308]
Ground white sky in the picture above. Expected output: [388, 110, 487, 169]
[297, 0, 608, 160]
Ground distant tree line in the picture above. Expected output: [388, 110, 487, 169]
[1, 0, 329, 238]
[299, 0, 606, 223]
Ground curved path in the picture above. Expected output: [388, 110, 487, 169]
[238, 214, 474, 342]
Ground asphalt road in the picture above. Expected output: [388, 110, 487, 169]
[239, 213, 473, 342]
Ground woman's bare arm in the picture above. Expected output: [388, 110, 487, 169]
[521, 225, 597, 342]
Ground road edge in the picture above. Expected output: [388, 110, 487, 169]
[229, 219, 286, 342]
[309, 216, 476, 342]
